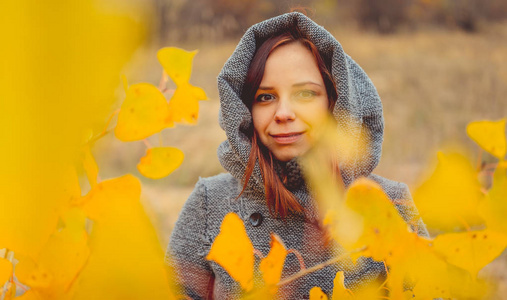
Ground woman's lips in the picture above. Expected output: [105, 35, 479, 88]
[270, 132, 304, 144]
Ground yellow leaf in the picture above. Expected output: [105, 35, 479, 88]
[0, 0, 142, 268]
[157, 47, 197, 86]
[81, 174, 141, 222]
[206, 213, 254, 291]
[342, 178, 411, 263]
[15, 208, 89, 298]
[467, 119, 506, 159]
[479, 162, 507, 233]
[137, 147, 184, 179]
[115, 83, 173, 142]
[0, 257, 12, 285]
[240, 287, 275, 300]
[121, 74, 128, 93]
[433, 229, 507, 277]
[13, 289, 42, 300]
[83, 144, 98, 187]
[388, 235, 452, 300]
[331, 271, 353, 300]
[447, 265, 489, 299]
[16, 260, 53, 290]
[309, 286, 329, 300]
[63, 166, 81, 204]
[74, 174, 175, 299]
[168, 83, 207, 125]
[259, 233, 287, 286]
[413, 152, 484, 231]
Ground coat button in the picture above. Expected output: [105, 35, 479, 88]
[249, 212, 263, 227]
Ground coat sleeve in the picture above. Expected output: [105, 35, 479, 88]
[397, 182, 430, 238]
[165, 179, 214, 299]
[368, 174, 430, 238]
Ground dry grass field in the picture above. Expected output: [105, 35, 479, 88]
[95, 21, 507, 298]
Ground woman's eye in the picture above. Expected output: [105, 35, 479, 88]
[256, 94, 275, 102]
[296, 90, 316, 99]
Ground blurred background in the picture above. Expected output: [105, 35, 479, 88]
[92, 0, 507, 295]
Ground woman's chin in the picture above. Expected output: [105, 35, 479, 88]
[272, 151, 300, 162]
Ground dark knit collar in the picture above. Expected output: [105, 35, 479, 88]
[273, 157, 307, 191]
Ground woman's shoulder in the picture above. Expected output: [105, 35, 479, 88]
[184, 172, 243, 215]
[367, 173, 429, 237]
[198, 172, 239, 186]
[366, 173, 410, 201]
[195, 172, 242, 199]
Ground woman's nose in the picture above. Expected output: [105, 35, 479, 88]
[274, 99, 295, 122]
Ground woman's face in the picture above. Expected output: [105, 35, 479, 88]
[252, 41, 330, 162]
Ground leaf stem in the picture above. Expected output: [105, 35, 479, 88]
[143, 139, 152, 149]
[476, 147, 483, 171]
[277, 247, 366, 287]
[88, 109, 120, 145]
[158, 70, 168, 90]
[287, 249, 306, 271]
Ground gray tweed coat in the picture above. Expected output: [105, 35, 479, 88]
[166, 12, 428, 299]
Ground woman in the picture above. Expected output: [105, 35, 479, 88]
[167, 12, 428, 299]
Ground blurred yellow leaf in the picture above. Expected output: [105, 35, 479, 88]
[447, 264, 489, 299]
[74, 174, 175, 299]
[121, 74, 128, 93]
[81, 174, 141, 221]
[0, 257, 12, 285]
[331, 271, 353, 300]
[389, 235, 452, 300]
[433, 229, 507, 278]
[137, 147, 184, 179]
[115, 83, 173, 142]
[1, 0, 142, 257]
[413, 152, 484, 231]
[169, 83, 207, 125]
[157, 47, 197, 86]
[15, 290, 42, 300]
[259, 233, 287, 286]
[206, 212, 254, 291]
[82, 144, 98, 187]
[63, 166, 81, 204]
[467, 119, 506, 159]
[479, 162, 507, 233]
[16, 262, 53, 290]
[343, 178, 411, 262]
[16, 208, 89, 298]
[240, 287, 275, 300]
[309, 286, 329, 300]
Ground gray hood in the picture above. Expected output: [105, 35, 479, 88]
[217, 12, 384, 192]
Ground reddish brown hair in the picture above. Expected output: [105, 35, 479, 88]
[239, 26, 338, 219]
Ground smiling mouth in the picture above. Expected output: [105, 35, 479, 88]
[270, 132, 304, 144]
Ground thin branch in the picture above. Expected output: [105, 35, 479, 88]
[277, 247, 366, 287]
[476, 147, 483, 171]
[376, 277, 389, 293]
[287, 249, 306, 271]
[158, 70, 168, 90]
[458, 216, 471, 232]
[382, 260, 390, 276]
[88, 109, 120, 145]
[143, 139, 152, 149]
[14, 280, 28, 293]
[484, 163, 498, 171]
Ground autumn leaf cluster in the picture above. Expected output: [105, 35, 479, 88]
[205, 119, 507, 299]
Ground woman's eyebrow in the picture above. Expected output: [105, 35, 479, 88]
[258, 82, 322, 90]
[293, 81, 322, 87]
